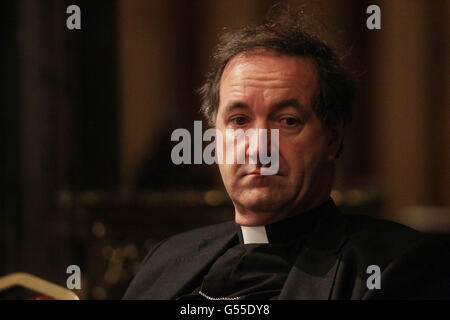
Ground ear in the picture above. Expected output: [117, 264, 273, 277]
[326, 122, 346, 162]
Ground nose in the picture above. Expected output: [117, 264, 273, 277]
[245, 122, 272, 167]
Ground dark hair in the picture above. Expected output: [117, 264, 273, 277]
[198, 6, 355, 157]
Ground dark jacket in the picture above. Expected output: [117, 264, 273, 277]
[123, 203, 450, 300]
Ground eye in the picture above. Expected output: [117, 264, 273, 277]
[230, 116, 248, 126]
[280, 117, 299, 126]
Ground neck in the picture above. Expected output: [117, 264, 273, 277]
[234, 192, 331, 226]
[236, 197, 336, 244]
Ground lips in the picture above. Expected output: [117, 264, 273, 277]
[239, 164, 283, 177]
[243, 169, 282, 176]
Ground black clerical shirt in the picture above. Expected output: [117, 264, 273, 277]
[177, 199, 334, 300]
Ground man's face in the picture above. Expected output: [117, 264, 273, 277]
[216, 51, 342, 226]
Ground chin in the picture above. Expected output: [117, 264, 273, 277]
[234, 189, 288, 213]
[235, 213, 272, 226]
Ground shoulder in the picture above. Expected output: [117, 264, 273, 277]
[122, 221, 235, 299]
[342, 213, 449, 260]
[140, 220, 236, 265]
[343, 215, 450, 277]
[344, 214, 425, 247]
[340, 214, 450, 297]
[168, 220, 236, 243]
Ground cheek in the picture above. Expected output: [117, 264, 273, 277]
[218, 163, 237, 187]
[280, 131, 327, 175]
[218, 163, 229, 180]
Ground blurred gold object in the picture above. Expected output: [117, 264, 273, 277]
[103, 244, 139, 285]
[92, 221, 106, 238]
[0, 273, 79, 300]
[80, 191, 103, 206]
[330, 190, 343, 206]
[204, 190, 224, 206]
[397, 206, 450, 234]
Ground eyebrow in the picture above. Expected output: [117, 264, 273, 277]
[270, 98, 305, 115]
[221, 98, 306, 118]
[222, 102, 248, 115]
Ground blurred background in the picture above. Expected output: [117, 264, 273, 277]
[1, 0, 449, 299]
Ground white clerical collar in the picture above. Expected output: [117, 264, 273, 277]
[240, 225, 269, 244]
[237, 198, 336, 245]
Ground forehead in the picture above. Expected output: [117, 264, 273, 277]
[219, 51, 318, 104]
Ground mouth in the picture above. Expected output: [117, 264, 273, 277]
[244, 169, 282, 177]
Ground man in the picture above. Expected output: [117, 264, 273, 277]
[123, 9, 450, 299]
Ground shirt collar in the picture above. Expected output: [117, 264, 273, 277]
[236, 198, 336, 245]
